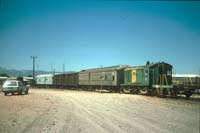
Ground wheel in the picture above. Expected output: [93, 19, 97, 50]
[162, 89, 168, 95]
[139, 87, 148, 94]
[185, 91, 192, 98]
[156, 88, 161, 97]
[4, 92, 7, 96]
[123, 87, 131, 94]
[170, 89, 177, 98]
[25, 89, 29, 94]
[18, 91, 22, 95]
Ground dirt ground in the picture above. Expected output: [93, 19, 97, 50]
[0, 88, 199, 133]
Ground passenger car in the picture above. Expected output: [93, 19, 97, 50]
[2, 80, 29, 96]
[79, 65, 129, 92]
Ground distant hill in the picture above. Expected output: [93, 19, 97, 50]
[0, 66, 52, 77]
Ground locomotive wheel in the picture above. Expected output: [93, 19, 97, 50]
[156, 88, 161, 97]
[123, 87, 131, 94]
[139, 87, 148, 94]
[185, 91, 192, 98]
[170, 89, 177, 98]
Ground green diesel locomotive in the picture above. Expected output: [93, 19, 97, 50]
[121, 62, 174, 96]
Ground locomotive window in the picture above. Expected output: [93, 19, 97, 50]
[144, 70, 148, 76]
[167, 71, 171, 76]
[132, 72, 136, 75]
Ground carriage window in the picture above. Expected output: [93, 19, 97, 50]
[112, 76, 115, 81]
[159, 67, 162, 74]
[100, 76, 105, 80]
[167, 71, 171, 76]
[105, 75, 107, 80]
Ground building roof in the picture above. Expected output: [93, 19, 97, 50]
[23, 77, 33, 80]
[0, 77, 8, 79]
[172, 74, 200, 78]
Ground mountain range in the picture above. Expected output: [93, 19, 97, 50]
[0, 67, 51, 77]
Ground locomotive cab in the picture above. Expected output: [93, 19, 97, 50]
[149, 62, 173, 95]
[150, 62, 173, 88]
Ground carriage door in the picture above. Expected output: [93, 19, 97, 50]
[132, 69, 136, 83]
[112, 71, 116, 86]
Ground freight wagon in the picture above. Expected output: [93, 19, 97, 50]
[172, 74, 200, 97]
[53, 72, 78, 88]
[172, 74, 200, 86]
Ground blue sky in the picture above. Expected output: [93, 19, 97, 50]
[0, 0, 200, 74]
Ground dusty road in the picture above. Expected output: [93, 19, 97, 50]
[0, 88, 199, 133]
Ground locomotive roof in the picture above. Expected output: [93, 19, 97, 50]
[146, 62, 172, 67]
[80, 65, 130, 72]
[125, 62, 172, 70]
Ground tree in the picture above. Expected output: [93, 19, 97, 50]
[17, 76, 23, 82]
[0, 73, 9, 77]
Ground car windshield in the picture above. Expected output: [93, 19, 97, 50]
[4, 81, 17, 86]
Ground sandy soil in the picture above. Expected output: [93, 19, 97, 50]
[0, 88, 199, 133]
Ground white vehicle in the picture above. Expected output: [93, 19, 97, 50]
[2, 80, 29, 96]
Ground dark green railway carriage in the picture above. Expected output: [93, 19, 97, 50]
[121, 62, 173, 96]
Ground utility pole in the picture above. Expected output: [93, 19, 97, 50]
[31, 56, 37, 85]
[198, 67, 200, 85]
[53, 68, 55, 76]
[62, 64, 65, 73]
[51, 64, 53, 73]
[199, 67, 200, 76]
[172, 68, 176, 76]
